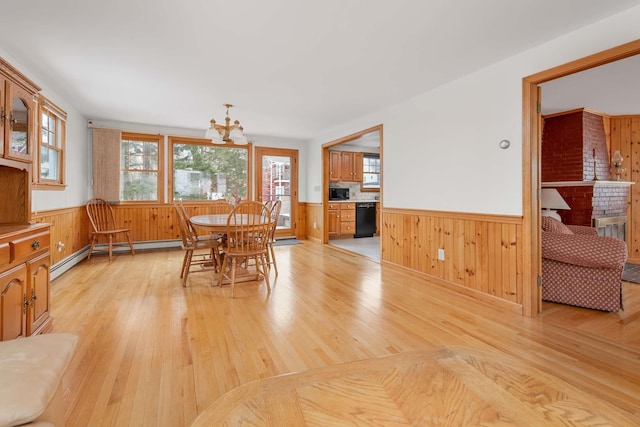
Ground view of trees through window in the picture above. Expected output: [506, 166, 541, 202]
[173, 143, 248, 201]
[120, 135, 159, 201]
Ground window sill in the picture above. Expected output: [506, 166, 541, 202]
[33, 183, 67, 191]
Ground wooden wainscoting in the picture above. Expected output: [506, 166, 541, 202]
[610, 115, 640, 263]
[304, 202, 323, 241]
[32, 207, 92, 266]
[381, 208, 523, 313]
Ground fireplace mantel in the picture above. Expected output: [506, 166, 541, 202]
[542, 181, 634, 188]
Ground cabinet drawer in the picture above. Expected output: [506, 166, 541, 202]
[340, 222, 356, 234]
[328, 202, 340, 210]
[341, 203, 356, 210]
[10, 231, 50, 261]
[340, 210, 356, 222]
[0, 243, 9, 267]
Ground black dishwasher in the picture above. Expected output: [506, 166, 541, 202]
[355, 202, 376, 238]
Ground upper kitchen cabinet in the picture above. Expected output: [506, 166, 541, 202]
[0, 58, 41, 165]
[329, 151, 363, 182]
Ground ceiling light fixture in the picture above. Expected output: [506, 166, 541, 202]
[205, 103, 248, 145]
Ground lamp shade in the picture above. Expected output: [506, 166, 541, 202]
[541, 188, 570, 210]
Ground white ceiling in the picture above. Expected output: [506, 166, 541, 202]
[1, 0, 639, 139]
[541, 54, 640, 116]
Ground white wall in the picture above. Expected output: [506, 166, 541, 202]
[305, 6, 640, 216]
[0, 48, 91, 212]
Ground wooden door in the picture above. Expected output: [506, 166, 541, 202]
[27, 252, 50, 335]
[255, 147, 299, 239]
[0, 264, 27, 341]
[329, 151, 341, 182]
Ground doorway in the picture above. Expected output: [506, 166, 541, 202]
[322, 125, 383, 261]
[522, 39, 640, 316]
[255, 147, 299, 239]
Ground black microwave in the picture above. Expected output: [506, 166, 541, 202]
[329, 187, 349, 200]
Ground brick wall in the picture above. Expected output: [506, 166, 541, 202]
[555, 185, 629, 226]
[541, 109, 610, 181]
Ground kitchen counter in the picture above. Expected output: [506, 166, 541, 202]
[328, 199, 379, 203]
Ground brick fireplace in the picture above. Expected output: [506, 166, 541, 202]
[541, 108, 631, 239]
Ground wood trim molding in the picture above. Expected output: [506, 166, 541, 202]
[522, 39, 640, 317]
[382, 207, 522, 225]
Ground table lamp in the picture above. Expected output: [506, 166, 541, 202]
[541, 188, 571, 221]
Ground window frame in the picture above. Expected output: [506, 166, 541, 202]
[119, 132, 164, 203]
[360, 152, 381, 192]
[169, 136, 252, 204]
[34, 95, 66, 190]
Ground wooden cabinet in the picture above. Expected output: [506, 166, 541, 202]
[328, 202, 339, 237]
[329, 151, 341, 182]
[329, 151, 363, 182]
[328, 202, 357, 238]
[0, 225, 52, 341]
[339, 203, 356, 236]
[0, 264, 27, 340]
[27, 252, 50, 335]
[1, 58, 40, 165]
[353, 152, 363, 183]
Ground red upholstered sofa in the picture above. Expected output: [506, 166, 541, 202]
[541, 216, 627, 311]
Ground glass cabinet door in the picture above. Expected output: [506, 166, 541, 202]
[5, 82, 34, 162]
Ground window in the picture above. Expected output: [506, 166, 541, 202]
[120, 133, 162, 201]
[362, 153, 380, 190]
[170, 137, 250, 202]
[35, 96, 66, 188]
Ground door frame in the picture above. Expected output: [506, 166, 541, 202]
[522, 39, 640, 316]
[321, 124, 383, 244]
[254, 146, 299, 239]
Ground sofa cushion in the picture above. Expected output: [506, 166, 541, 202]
[542, 216, 573, 234]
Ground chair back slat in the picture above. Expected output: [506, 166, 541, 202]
[225, 201, 270, 256]
[210, 199, 234, 214]
[174, 202, 195, 248]
[86, 198, 118, 232]
[268, 201, 282, 241]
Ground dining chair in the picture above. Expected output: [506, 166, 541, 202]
[217, 201, 271, 298]
[174, 202, 222, 287]
[265, 200, 282, 277]
[85, 198, 135, 261]
[209, 199, 234, 215]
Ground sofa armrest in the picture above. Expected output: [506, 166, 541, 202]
[565, 225, 599, 236]
[542, 231, 627, 269]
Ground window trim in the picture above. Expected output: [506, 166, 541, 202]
[168, 136, 253, 204]
[119, 132, 164, 203]
[33, 95, 66, 190]
[360, 152, 380, 192]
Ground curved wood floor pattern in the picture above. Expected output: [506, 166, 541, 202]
[191, 346, 637, 426]
[49, 242, 640, 426]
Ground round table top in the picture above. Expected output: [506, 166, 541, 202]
[189, 345, 636, 426]
[190, 214, 268, 232]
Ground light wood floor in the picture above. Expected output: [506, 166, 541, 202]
[51, 242, 640, 426]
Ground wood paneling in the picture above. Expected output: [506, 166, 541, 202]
[304, 203, 322, 241]
[31, 207, 91, 266]
[610, 115, 640, 262]
[381, 208, 523, 313]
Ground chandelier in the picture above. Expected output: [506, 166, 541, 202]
[205, 103, 248, 145]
